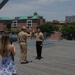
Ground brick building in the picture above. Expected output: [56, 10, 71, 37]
[0, 12, 45, 32]
[0, 17, 12, 31]
[65, 15, 75, 23]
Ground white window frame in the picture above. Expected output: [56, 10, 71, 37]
[26, 20, 32, 28]
[12, 20, 17, 28]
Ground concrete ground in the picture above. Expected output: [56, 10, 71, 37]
[1, 39, 75, 75]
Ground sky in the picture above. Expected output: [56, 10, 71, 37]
[0, 0, 75, 21]
[0, 0, 2, 3]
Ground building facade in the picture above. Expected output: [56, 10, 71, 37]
[0, 12, 45, 31]
[65, 15, 75, 23]
[0, 17, 12, 31]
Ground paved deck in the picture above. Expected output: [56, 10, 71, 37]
[1, 39, 75, 75]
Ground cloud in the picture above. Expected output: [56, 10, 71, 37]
[0, 0, 74, 21]
[58, 0, 71, 2]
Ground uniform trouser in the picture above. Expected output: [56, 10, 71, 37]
[20, 43, 27, 62]
[36, 41, 42, 58]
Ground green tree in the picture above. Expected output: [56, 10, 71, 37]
[37, 23, 55, 33]
[61, 23, 75, 40]
[6, 23, 11, 30]
[37, 23, 55, 38]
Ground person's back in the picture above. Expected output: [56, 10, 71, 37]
[18, 28, 28, 64]
[18, 31, 27, 43]
[18, 26, 32, 64]
[0, 35, 17, 75]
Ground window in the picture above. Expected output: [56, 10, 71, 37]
[26, 20, 32, 28]
[12, 20, 17, 28]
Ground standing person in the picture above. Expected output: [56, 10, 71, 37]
[1, 31, 14, 61]
[0, 35, 17, 75]
[18, 26, 32, 64]
[35, 28, 44, 60]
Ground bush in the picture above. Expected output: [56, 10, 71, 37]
[61, 23, 75, 40]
